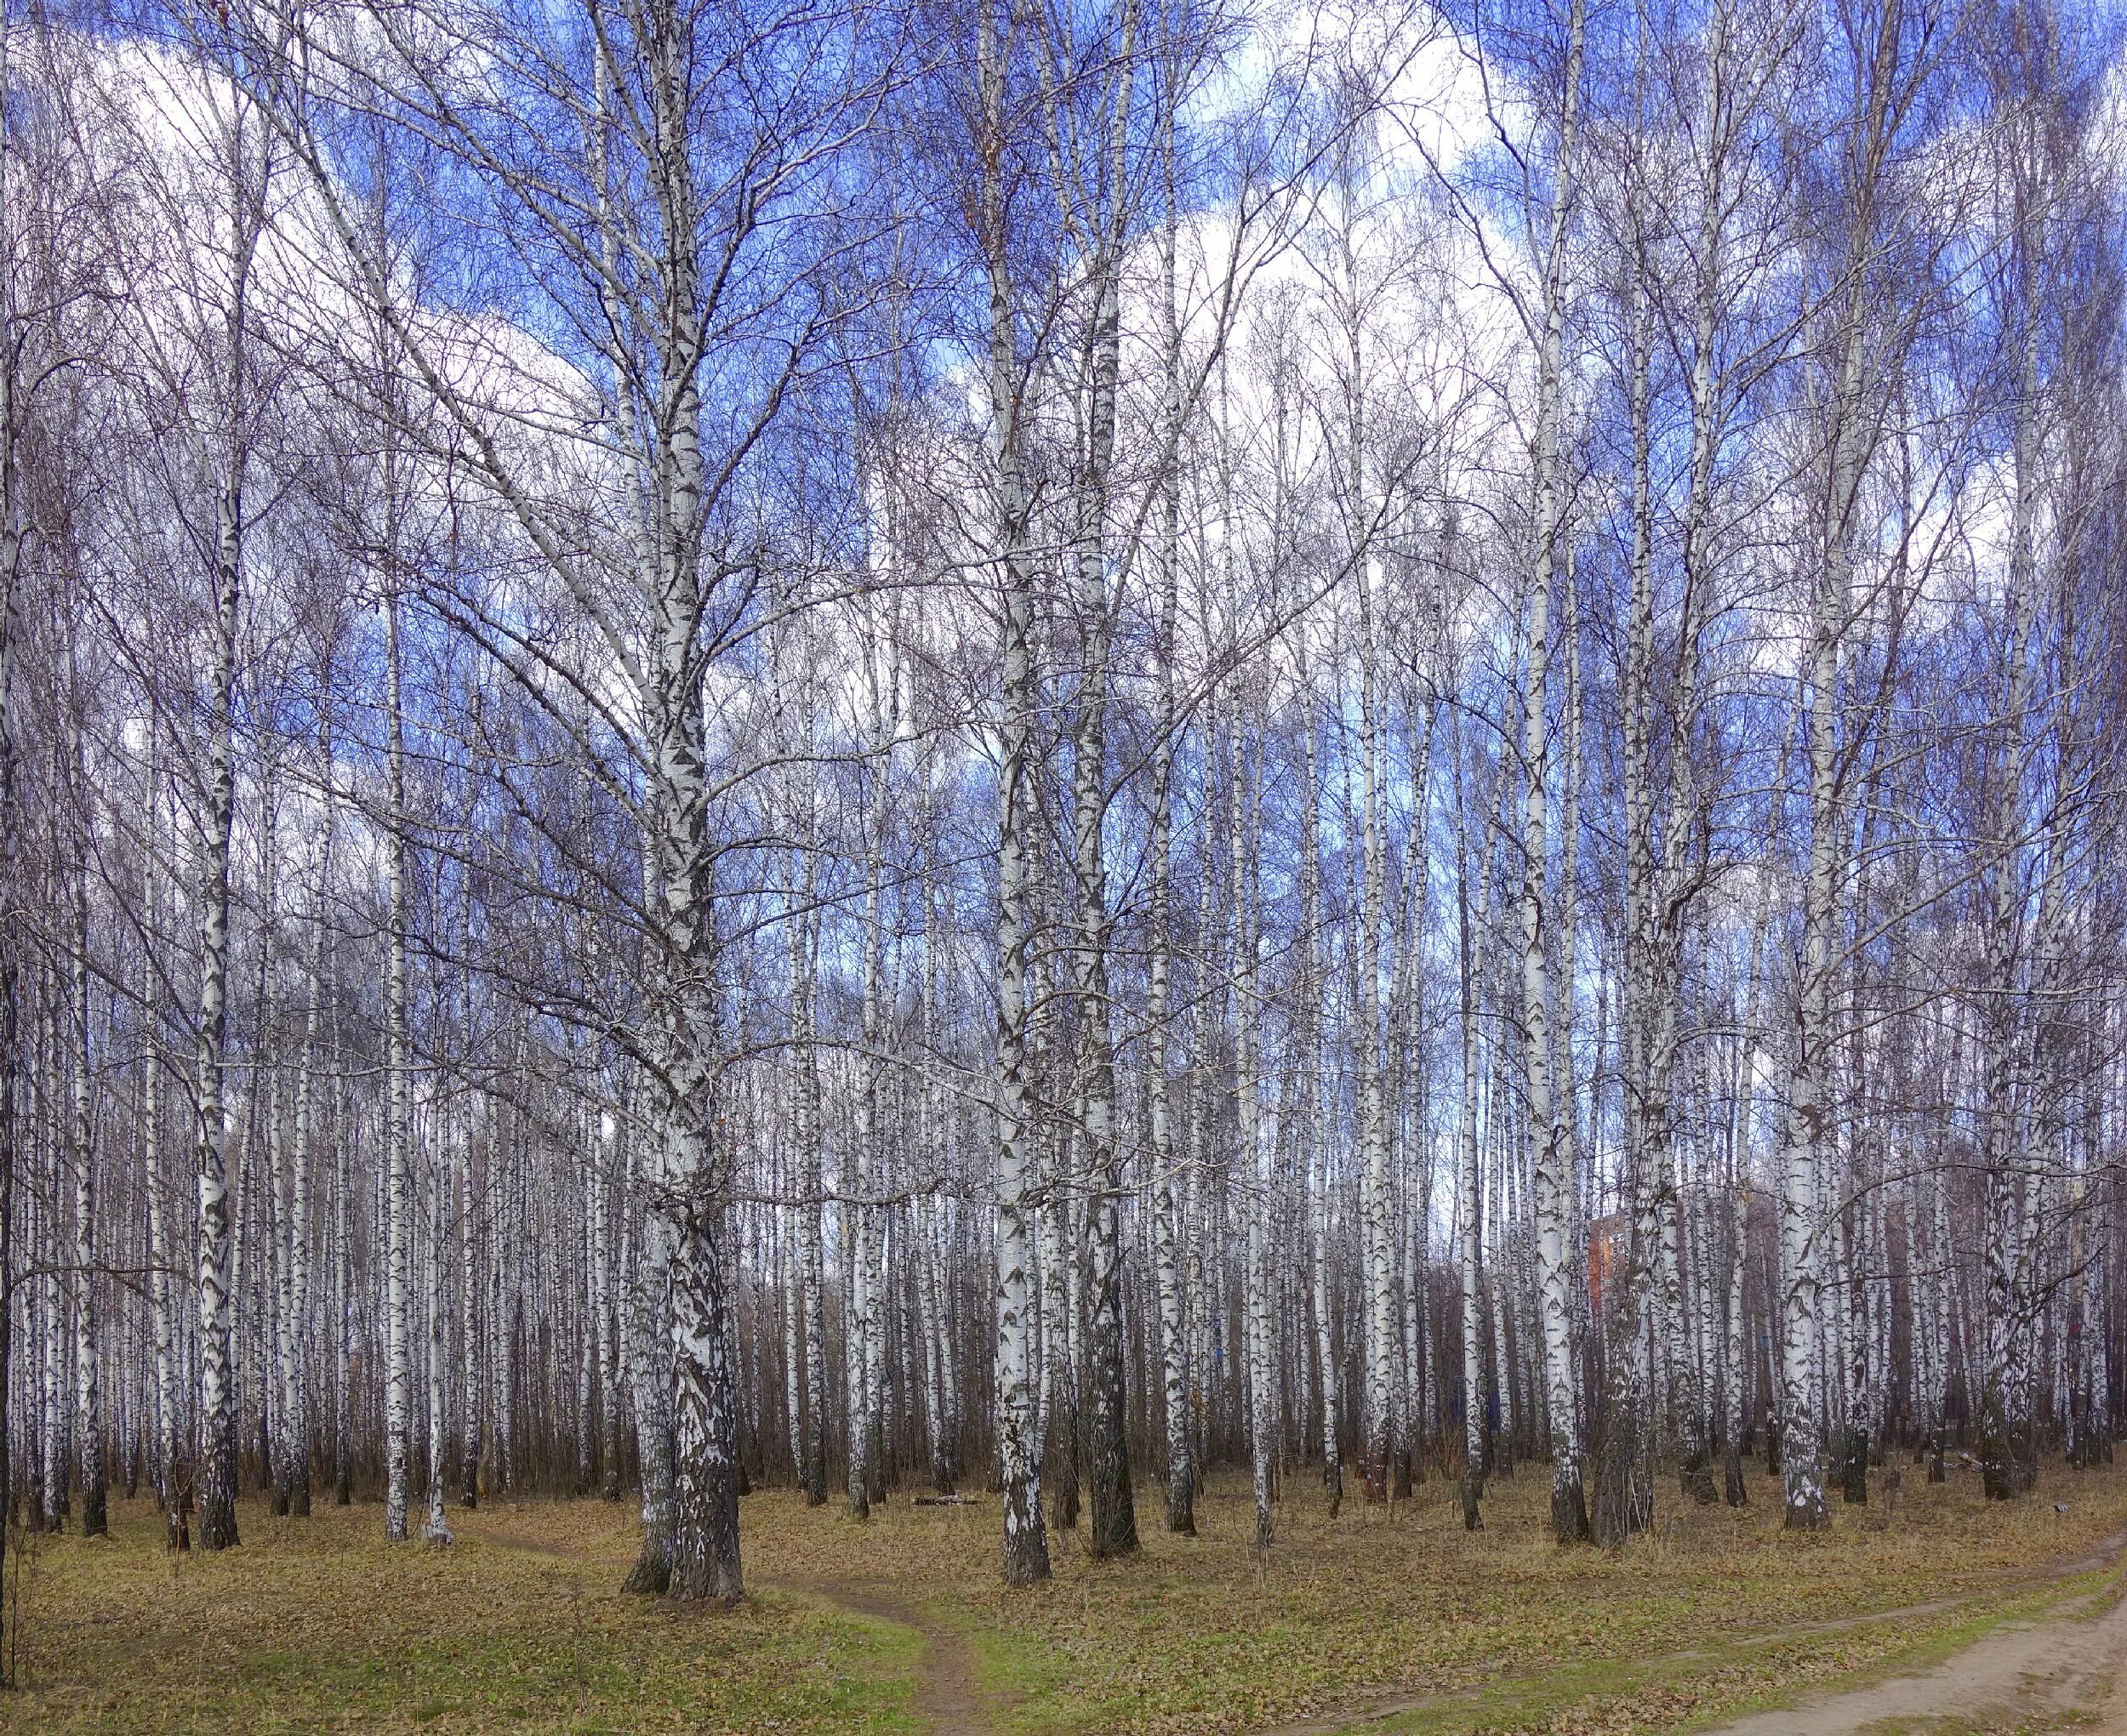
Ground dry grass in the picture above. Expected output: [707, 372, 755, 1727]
[2, 1453, 2120, 1733]
[0, 1494, 916, 1733]
[749, 1453, 2127, 1734]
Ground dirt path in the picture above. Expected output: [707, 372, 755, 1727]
[1700, 1584, 2127, 1733]
[761, 1576, 995, 1736]
[465, 1523, 579, 1562]
[473, 1517, 996, 1733]
[1254, 1528, 2127, 1736]
[472, 1510, 2127, 1736]
[2099, 1636, 2127, 1736]
[1690, 1526, 2127, 1735]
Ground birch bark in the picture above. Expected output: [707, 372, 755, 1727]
[280, 709, 334, 1523]
[140, 720, 184, 1545]
[67, 807, 103, 1535]
[384, 590, 413, 1543]
[1518, 0, 1588, 1546]
[1064, 6, 1142, 1557]
[192, 306, 248, 1555]
[1454, 744, 1491, 1528]
[981, 0, 1050, 1587]
[1147, 85, 1194, 1538]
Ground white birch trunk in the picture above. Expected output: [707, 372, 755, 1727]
[1147, 94, 1194, 1539]
[624, 1121, 678, 1592]
[70, 861, 104, 1536]
[141, 729, 184, 1544]
[193, 431, 244, 1553]
[425, 1118, 453, 1545]
[981, 0, 1048, 1585]
[384, 592, 413, 1543]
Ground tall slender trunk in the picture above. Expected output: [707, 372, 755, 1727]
[460, 1092, 483, 1508]
[194, 424, 245, 1555]
[593, 1113, 620, 1503]
[282, 740, 331, 1522]
[1605, 253, 1660, 1547]
[1455, 743, 1496, 1528]
[384, 592, 413, 1542]
[1302, 699, 1340, 1512]
[1519, 0, 1588, 1548]
[981, 0, 1049, 1586]
[1781, 412, 1847, 1530]
[1978, 280, 2043, 1504]
[1349, 362, 1396, 1508]
[334, 1115, 352, 1505]
[847, 588, 899, 1519]
[1230, 697, 1273, 1551]
[1147, 94, 1194, 1540]
[141, 720, 185, 1545]
[1069, 31, 1140, 1552]
[0, 213, 23, 1651]
[70, 854, 104, 1536]
[425, 1117, 453, 1544]
[788, 818, 829, 1506]
[1782, 0, 1910, 1534]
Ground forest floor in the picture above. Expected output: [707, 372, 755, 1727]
[2, 1454, 2124, 1733]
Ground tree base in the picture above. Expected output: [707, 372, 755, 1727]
[1723, 1444, 1748, 1508]
[1460, 1471, 1485, 1531]
[1840, 1428, 1868, 1504]
[1551, 1469, 1591, 1545]
[623, 1547, 672, 1595]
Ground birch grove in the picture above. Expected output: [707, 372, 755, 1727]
[7, 0, 2127, 1630]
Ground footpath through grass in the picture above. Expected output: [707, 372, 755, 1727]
[3, 1455, 2121, 1733]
